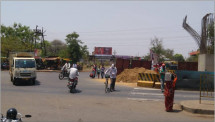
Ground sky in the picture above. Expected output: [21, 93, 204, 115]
[1, 1, 214, 58]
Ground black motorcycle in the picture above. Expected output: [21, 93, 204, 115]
[59, 69, 69, 80]
[67, 77, 78, 93]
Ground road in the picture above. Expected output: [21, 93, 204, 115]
[1, 71, 214, 122]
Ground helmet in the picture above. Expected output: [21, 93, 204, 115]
[6, 108, 17, 120]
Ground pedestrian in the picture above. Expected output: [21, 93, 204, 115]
[97, 66, 101, 79]
[100, 65, 105, 79]
[94, 64, 97, 77]
[164, 72, 177, 112]
[159, 63, 166, 93]
[105, 64, 117, 92]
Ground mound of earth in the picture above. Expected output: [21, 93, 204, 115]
[116, 67, 158, 83]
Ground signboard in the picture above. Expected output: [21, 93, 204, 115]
[94, 47, 112, 55]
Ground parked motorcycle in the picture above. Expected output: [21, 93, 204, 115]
[67, 77, 78, 93]
[59, 69, 69, 80]
[1, 108, 31, 122]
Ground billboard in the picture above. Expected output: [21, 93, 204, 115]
[94, 47, 112, 55]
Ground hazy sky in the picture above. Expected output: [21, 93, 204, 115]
[1, 1, 214, 58]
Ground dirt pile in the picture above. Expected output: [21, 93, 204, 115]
[116, 67, 158, 83]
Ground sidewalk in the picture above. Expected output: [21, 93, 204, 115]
[180, 100, 214, 115]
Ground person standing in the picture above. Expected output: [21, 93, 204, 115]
[164, 72, 177, 112]
[159, 63, 166, 93]
[105, 64, 117, 92]
[100, 65, 105, 79]
[97, 66, 101, 79]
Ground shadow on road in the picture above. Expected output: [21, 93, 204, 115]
[69, 89, 82, 94]
[15, 80, 41, 86]
[172, 109, 183, 113]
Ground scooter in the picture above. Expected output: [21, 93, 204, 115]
[1, 108, 31, 122]
[67, 77, 78, 93]
[59, 69, 69, 80]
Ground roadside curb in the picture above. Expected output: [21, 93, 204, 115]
[180, 100, 214, 115]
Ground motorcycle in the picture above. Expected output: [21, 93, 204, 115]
[1, 108, 31, 122]
[59, 69, 69, 80]
[67, 77, 78, 93]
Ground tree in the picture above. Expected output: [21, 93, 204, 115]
[143, 54, 150, 61]
[46, 39, 66, 56]
[186, 55, 198, 62]
[173, 54, 185, 62]
[1, 36, 26, 57]
[65, 32, 89, 63]
[1, 23, 37, 57]
[207, 23, 214, 54]
[146, 37, 180, 62]
[149, 37, 166, 62]
[164, 49, 174, 60]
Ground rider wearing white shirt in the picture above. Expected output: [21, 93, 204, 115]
[69, 67, 79, 79]
[105, 64, 117, 91]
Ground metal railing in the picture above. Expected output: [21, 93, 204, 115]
[200, 74, 214, 104]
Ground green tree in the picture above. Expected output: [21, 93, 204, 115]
[173, 54, 185, 62]
[207, 23, 214, 54]
[145, 37, 176, 62]
[186, 55, 198, 62]
[46, 39, 66, 56]
[142, 54, 150, 61]
[164, 49, 174, 60]
[150, 37, 166, 62]
[65, 32, 89, 63]
[1, 23, 37, 57]
[1, 36, 26, 57]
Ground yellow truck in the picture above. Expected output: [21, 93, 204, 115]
[9, 52, 37, 85]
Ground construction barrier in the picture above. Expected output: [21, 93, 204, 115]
[200, 74, 214, 104]
[138, 73, 160, 82]
[138, 73, 160, 88]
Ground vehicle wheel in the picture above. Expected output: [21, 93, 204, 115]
[13, 78, 17, 85]
[70, 88, 73, 93]
[32, 79, 36, 85]
[59, 73, 64, 80]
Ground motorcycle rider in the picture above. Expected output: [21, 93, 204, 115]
[68, 65, 79, 87]
[61, 61, 71, 74]
[6, 108, 17, 120]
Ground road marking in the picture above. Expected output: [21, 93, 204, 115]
[130, 92, 164, 96]
[127, 98, 162, 102]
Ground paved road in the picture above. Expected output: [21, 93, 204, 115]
[1, 71, 214, 122]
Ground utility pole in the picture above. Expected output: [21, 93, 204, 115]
[33, 25, 47, 56]
[41, 27, 47, 56]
